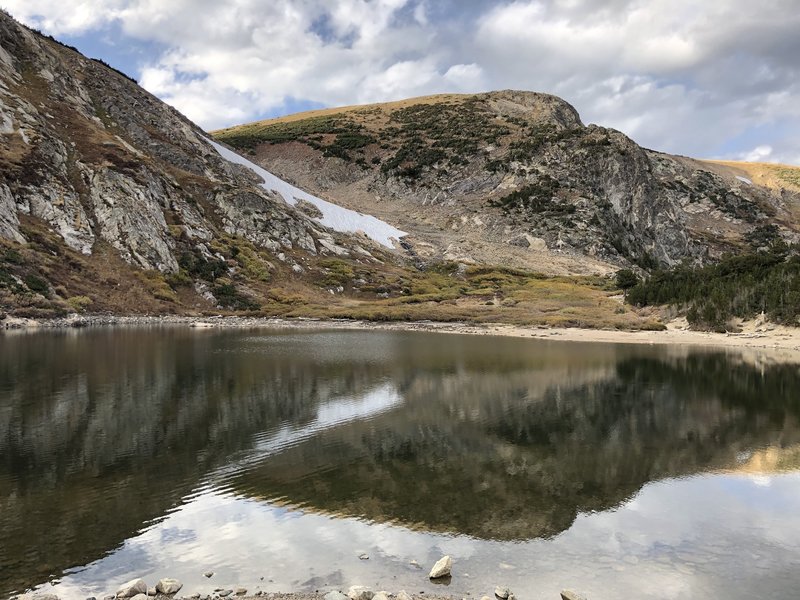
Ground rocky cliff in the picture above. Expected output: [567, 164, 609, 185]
[0, 10, 400, 317]
[216, 91, 800, 275]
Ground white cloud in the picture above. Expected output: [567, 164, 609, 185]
[3, 0, 800, 163]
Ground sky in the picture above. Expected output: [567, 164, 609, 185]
[3, 0, 800, 165]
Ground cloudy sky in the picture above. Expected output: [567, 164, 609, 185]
[4, 0, 800, 164]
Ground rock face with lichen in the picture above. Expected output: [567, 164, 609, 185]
[216, 90, 800, 274]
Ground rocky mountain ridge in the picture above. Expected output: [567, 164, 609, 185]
[216, 91, 800, 275]
[0, 10, 406, 317]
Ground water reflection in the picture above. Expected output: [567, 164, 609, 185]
[1, 328, 800, 599]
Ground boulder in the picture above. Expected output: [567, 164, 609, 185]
[347, 586, 374, 600]
[323, 592, 349, 600]
[494, 588, 510, 599]
[372, 593, 390, 600]
[428, 555, 452, 579]
[116, 579, 148, 598]
[147, 589, 156, 597]
[155, 580, 183, 596]
[130, 595, 147, 600]
[396, 591, 412, 600]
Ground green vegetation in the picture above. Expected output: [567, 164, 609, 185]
[627, 243, 800, 331]
[211, 282, 260, 311]
[615, 269, 639, 297]
[215, 115, 376, 162]
[380, 99, 511, 180]
[776, 167, 800, 188]
[489, 177, 567, 214]
[23, 274, 50, 297]
[507, 125, 580, 163]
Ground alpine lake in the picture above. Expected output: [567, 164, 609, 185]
[2, 326, 800, 600]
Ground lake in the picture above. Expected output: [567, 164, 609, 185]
[2, 327, 800, 600]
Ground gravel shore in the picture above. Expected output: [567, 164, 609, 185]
[4, 313, 800, 362]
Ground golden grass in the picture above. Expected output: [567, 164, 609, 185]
[211, 93, 469, 135]
[702, 159, 800, 192]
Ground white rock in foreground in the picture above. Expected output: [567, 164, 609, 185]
[494, 587, 510, 599]
[561, 591, 587, 600]
[347, 586, 374, 600]
[155, 579, 183, 595]
[396, 591, 412, 600]
[428, 555, 452, 579]
[116, 579, 147, 598]
[130, 594, 148, 600]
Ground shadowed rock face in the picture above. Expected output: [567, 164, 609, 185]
[2, 329, 799, 595]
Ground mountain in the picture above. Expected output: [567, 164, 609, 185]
[2, 10, 798, 329]
[214, 91, 800, 275]
[0, 10, 406, 318]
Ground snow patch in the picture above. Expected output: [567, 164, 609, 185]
[736, 175, 753, 185]
[206, 138, 406, 249]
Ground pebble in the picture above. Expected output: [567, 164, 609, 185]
[409, 561, 420, 569]
[189, 595, 200, 599]
[218, 591, 233, 598]
[396, 591, 413, 600]
[358, 553, 370, 560]
[494, 587, 510, 599]
[428, 555, 452, 579]
[234, 589, 247, 596]
[147, 589, 156, 597]
[203, 573, 215, 579]
[561, 592, 587, 600]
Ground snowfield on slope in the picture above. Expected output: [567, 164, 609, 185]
[207, 138, 406, 249]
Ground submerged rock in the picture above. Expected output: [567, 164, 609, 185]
[561, 592, 587, 600]
[155, 580, 183, 595]
[116, 579, 148, 598]
[428, 555, 452, 579]
[203, 573, 214, 579]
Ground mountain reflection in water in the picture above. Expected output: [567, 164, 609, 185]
[1, 328, 799, 600]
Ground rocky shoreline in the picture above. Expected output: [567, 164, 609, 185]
[3, 313, 800, 362]
[18, 572, 587, 600]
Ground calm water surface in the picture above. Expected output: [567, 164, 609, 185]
[2, 328, 800, 600]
